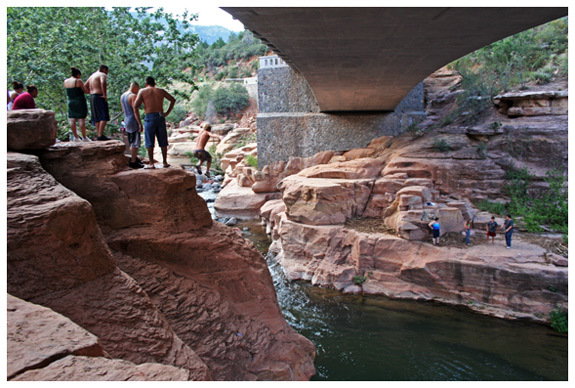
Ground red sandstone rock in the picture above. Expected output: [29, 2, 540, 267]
[275, 217, 568, 321]
[279, 175, 374, 225]
[215, 179, 280, 219]
[7, 109, 57, 150]
[7, 152, 211, 380]
[39, 142, 213, 234]
[37, 143, 315, 380]
[7, 294, 105, 379]
[298, 156, 386, 179]
[12, 356, 192, 381]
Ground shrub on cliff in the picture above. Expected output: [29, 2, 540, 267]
[449, 17, 568, 124]
[477, 166, 568, 234]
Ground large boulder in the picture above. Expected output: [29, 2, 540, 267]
[214, 179, 279, 219]
[36, 143, 315, 380]
[279, 175, 374, 225]
[7, 109, 57, 150]
[38, 141, 213, 234]
[7, 152, 211, 380]
[8, 294, 191, 381]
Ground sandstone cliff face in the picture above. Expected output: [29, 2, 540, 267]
[215, 69, 568, 324]
[7, 125, 315, 381]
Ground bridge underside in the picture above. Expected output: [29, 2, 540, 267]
[223, 7, 567, 112]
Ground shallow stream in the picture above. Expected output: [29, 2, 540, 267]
[200, 191, 568, 381]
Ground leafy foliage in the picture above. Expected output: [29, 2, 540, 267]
[190, 82, 249, 120]
[194, 30, 267, 76]
[476, 166, 568, 233]
[244, 154, 258, 168]
[212, 83, 249, 117]
[549, 307, 568, 333]
[7, 7, 200, 127]
[432, 139, 451, 152]
[447, 17, 568, 125]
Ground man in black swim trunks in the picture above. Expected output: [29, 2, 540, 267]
[193, 122, 223, 177]
[85, 64, 110, 141]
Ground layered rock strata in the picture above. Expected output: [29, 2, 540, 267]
[7, 138, 315, 380]
[215, 71, 568, 325]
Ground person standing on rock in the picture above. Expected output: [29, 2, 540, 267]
[120, 82, 143, 169]
[486, 216, 498, 244]
[429, 217, 441, 246]
[133, 76, 176, 169]
[12, 85, 38, 110]
[85, 64, 110, 141]
[64, 67, 90, 142]
[504, 215, 514, 249]
[462, 219, 471, 245]
[193, 122, 223, 178]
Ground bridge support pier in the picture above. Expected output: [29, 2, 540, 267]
[257, 56, 425, 168]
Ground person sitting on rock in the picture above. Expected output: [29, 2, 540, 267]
[12, 85, 38, 110]
[428, 217, 440, 246]
[193, 122, 223, 178]
[486, 216, 498, 244]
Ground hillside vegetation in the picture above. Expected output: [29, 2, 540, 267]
[448, 16, 568, 126]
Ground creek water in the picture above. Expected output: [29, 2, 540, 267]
[200, 191, 568, 381]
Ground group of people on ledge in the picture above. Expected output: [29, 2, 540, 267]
[428, 215, 515, 248]
[8, 64, 222, 173]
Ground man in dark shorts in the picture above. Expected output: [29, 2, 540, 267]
[486, 216, 498, 244]
[193, 122, 223, 177]
[85, 64, 110, 141]
[133, 76, 176, 169]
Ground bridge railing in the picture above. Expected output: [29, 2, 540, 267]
[259, 55, 288, 69]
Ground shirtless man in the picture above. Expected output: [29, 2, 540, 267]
[85, 65, 110, 141]
[134, 76, 176, 168]
[193, 122, 223, 177]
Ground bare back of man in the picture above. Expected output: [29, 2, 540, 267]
[137, 87, 173, 114]
[85, 65, 110, 140]
[133, 77, 175, 169]
[86, 71, 107, 96]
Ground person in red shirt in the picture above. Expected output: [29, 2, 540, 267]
[12, 85, 38, 110]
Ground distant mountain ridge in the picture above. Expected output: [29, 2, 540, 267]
[191, 25, 237, 44]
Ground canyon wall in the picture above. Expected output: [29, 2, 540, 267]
[7, 110, 315, 381]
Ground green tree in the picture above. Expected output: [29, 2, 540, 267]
[7, 7, 200, 127]
[212, 83, 249, 117]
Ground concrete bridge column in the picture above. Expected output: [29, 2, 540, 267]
[257, 55, 426, 167]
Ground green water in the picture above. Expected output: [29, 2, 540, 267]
[239, 220, 568, 381]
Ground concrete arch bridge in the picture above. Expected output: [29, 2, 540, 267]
[222, 7, 567, 165]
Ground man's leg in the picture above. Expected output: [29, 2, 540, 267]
[146, 147, 156, 168]
[100, 121, 107, 137]
[161, 146, 170, 167]
[131, 146, 138, 163]
[206, 160, 212, 177]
